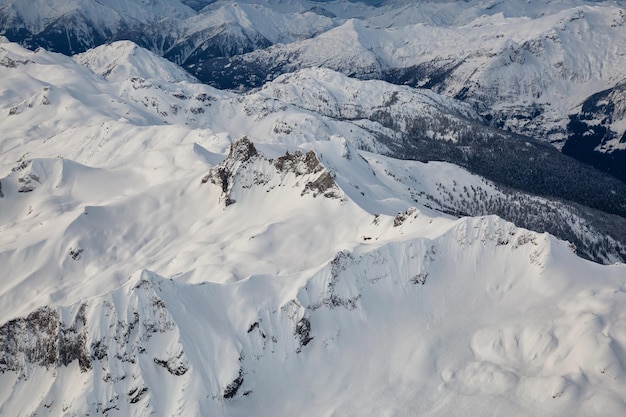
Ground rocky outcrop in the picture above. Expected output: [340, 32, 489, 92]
[0, 273, 186, 382]
[0, 304, 90, 377]
[202, 137, 342, 204]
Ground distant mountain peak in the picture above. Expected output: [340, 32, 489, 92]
[75, 40, 197, 82]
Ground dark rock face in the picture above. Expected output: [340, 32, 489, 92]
[203, 138, 342, 204]
[563, 82, 626, 183]
[223, 368, 244, 399]
[302, 171, 339, 198]
[153, 355, 188, 376]
[274, 150, 323, 175]
[275, 149, 341, 199]
[203, 137, 260, 205]
[294, 316, 313, 352]
[0, 275, 187, 383]
[227, 136, 258, 162]
[0, 304, 91, 377]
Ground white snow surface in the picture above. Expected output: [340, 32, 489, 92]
[74, 41, 198, 83]
[1, 39, 626, 417]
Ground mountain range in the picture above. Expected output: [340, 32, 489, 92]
[1, 1, 626, 416]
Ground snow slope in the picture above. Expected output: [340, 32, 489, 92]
[1, 39, 626, 416]
[74, 41, 197, 83]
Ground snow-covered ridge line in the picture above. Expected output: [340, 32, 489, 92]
[74, 41, 198, 83]
[2, 214, 626, 416]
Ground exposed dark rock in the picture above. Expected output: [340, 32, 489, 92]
[0, 303, 91, 376]
[223, 368, 244, 399]
[204, 138, 341, 204]
[58, 304, 91, 372]
[319, 294, 360, 310]
[90, 339, 108, 361]
[274, 149, 323, 175]
[0, 307, 59, 373]
[194, 93, 216, 103]
[153, 350, 188, 376]
[308, 251, 361, 311]
[294, 316, 313, 352]
[563, 82, 626, 183]
[393, 212, 407, 227]
[330, 251, 353, 279]
[301, 171, 339, 198]
[410, 273, 428, 285]
[128, 386, 148, 404]
[0, 276, 187, 380]
[214, 167, 230, 193]
[394, 207, 418, 227]
[227, 136, 258, 162]
[202, 137, 260, 205]
[17, 172, 39, 193]
[247, 322, 260, 333]
[69, 248, 83, 261]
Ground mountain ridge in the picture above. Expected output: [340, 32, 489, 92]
[2, 7, 626, 415]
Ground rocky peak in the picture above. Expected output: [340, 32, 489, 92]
[273, 149, 323, 176]
[227, 136, 258, 163]
[202, 138, 342, 205]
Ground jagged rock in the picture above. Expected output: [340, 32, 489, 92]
[0, 304, 91, 377]
[247, 322, 260, 333]
[294, 316, 313, 352]
[203, 138, 342, 204]
[223, 368, 244, 399]
[203, 137, 260, 205]
[227, 136, 257, 163]
[301, 171, 339, 198]
[153, 354, 188, 376]
[393, 207, 418, 227]
[69, 248, 83, 261]
[128, 386, 148, 404]
[274, 149, 323, 176]
[410, 273, 428, 285]
[0, 274, 184, 382]
[307, 251, 361, 311]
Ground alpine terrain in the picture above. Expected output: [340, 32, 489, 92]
[1, 1, 626, 416]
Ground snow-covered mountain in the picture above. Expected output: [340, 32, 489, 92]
[2, 38, 624, 264]
[0, 0, 196, 54]
[3, 0, 626, 179]
[0, 0, 339, 59]
[2, 5, 626, 415]
[199, 4, 626, 143]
